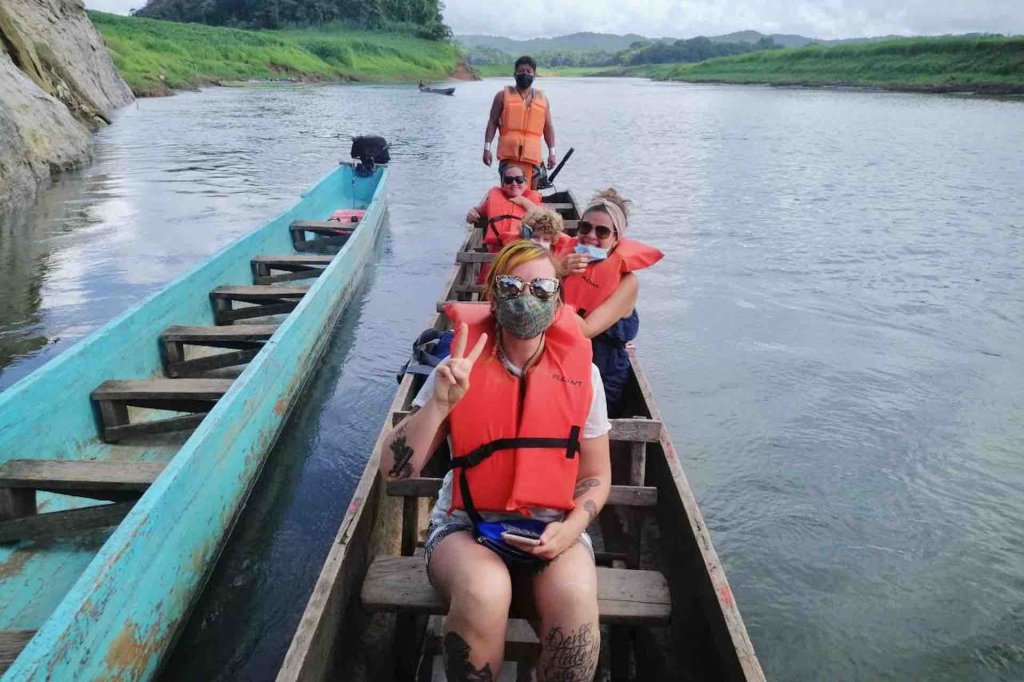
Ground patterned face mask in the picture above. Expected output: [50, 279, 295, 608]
[495, 294, 557, 339]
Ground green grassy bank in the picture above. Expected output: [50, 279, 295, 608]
[90, 12, 470, 96]
[622, 36, 1024, 93]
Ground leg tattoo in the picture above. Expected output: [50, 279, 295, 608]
[444, 631, 495, 682]
[540, 623, 599, 682]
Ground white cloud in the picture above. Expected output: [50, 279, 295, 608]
[84, 0, 1024, 39]
[86, 0, 140, 14]
[442, 0, 1024, 40]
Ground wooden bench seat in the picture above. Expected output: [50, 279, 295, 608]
[0, 630, 35, 675]
[455, 251, 494, 264]
[209, 285, 308, 324]
[160, 325, 278, 377]
[91, 378, 233, 443]
[289, 220, 355, 252]
[388, 478, 657, 507]
[0, 459, 164, 497]
[251, 255, 335, 285]
[362, 556, 671, 626]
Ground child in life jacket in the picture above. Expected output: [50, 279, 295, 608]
[519, 208, 571, 253]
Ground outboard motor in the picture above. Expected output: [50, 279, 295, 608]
[351, 135, 390, 176]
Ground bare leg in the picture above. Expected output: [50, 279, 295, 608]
[429, 531, 513, 680]
[532, 542, 600, 682]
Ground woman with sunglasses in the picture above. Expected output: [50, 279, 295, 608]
[381, 241, 610, 681]
[559, 189, 663, 414]
[465, 164, 542, 254]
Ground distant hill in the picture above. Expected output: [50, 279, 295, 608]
[456, 30, 977, 53]
[709, 30, 816, 48]
[456, 32, 657, 53]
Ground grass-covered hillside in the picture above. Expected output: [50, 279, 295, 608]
[90, 12, 469, 96]
[624, 36, 1024, 93]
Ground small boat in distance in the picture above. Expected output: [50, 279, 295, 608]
[278, 190, 765, 681]
[418, 82, 455, 96]
[0, 141, 389, 679]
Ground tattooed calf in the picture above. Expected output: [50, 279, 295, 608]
[540, 623, 599, 682]
[444, 632, 494, 682]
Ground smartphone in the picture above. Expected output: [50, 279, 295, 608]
[501, 531, 541, 547]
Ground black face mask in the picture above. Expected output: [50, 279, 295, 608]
[515, 73, 534, 90]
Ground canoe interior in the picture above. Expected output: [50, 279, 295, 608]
[0, 163, 387, 679]
[278, 188, 763, 681]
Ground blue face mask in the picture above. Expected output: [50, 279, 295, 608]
[575, 243, 608, 262]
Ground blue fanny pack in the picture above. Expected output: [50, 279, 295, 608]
[474, 517, 549, 568]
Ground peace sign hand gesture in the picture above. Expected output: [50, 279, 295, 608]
[433, 323, 488, 411]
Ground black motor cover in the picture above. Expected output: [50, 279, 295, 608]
[351, 136, 390, 164]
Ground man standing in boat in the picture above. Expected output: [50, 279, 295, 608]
[483, 56, 556, 190]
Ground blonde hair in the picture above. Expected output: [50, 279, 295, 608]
[484, 240, 559, 300]
[522, 209, 564, 239]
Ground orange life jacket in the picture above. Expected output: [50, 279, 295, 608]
[497, 87, 548, 167]
[445, 302, 593, 517]
[481, 186, 542, 252]
[561, 238, 664, 316]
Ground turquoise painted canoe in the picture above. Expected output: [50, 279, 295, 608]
[0, 162, 388, 679]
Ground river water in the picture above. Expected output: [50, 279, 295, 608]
[1, 78, 1022, 681]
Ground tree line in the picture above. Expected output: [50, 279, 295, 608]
[135, 0, 450, 38]
[466, 36, 782, 68]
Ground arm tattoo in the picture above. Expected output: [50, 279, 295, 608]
[387, 428, 414, 480]
[584, 500, 598, 524]
[540, 623, 599, 682]
[444, 631, 494, 682]
[573, 478, 599, 499]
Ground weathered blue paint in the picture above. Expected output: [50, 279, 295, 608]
[0, 163, 387, 680]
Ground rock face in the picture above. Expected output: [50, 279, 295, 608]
[0, 0, 133, 209]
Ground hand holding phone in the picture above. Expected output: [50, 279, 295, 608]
[501, 531, 541, 549]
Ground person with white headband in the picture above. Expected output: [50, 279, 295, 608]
[558, 189, 664, 414]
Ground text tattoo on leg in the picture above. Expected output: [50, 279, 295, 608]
[540, 623, 599, 682]
[444, 632, 494, 682]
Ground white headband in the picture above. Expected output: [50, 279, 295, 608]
[583, 198, 627, 236]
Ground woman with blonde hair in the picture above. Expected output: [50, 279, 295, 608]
[381, 241, 610, 682]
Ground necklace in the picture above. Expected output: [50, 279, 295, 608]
[496, 328, 545, 376]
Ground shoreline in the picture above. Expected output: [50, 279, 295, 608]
[91, 12, 479, 98]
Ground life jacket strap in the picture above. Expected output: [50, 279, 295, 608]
[452, 428, 582, 534]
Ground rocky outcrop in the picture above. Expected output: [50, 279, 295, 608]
[0, 0, 133, 209]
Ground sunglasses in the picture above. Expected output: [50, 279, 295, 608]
[576, 220, 614, 240]
[502, 175, 526, 185]
[494, 275, 560, 301]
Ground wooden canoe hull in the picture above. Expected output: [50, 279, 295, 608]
[278, 189, 764, 680]
[0, 164, 388, 680]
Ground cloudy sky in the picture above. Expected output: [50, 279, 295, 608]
[85, 0, 1024, 40]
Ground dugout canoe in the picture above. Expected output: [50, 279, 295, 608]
[0, 161, 388, 679]
[278, 189, 765, 680]
[418, 86, 455, 96]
